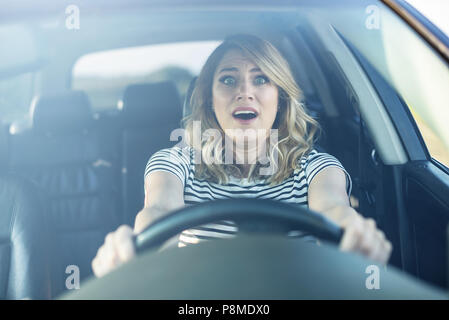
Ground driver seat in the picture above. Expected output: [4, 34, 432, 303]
[0, 121, 52, 299]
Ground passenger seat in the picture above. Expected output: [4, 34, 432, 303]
[8, 91, 121, 298]
[0, 119, 52, 299]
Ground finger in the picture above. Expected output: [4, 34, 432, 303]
[379, 239, 393, 265]
[377, 230, 386, 242]
[367, 232, 383, 262]
[339, 224, 354, 251]
[340, 215, 364, 252]
[93, 230, 123, 278]
[102, 233, 120, 271]
[114, 225, 136, 263]
[96, 245, 106, 261]
[358, 219, 376, 256]
[91, 256, 100, 277]
[340, 223, 361, 252]
[92, 244, 106, 275]
[368, 229, 386, 261]
[92, 250, 108, 278]
[367, 218, 376, 229]
[373, 228, 391, 265]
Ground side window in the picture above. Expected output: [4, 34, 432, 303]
[0, 72, 34, 124]
[408, 103, 449, 169]
[335, 3, 449, 170]
[71, 41, 221, 112]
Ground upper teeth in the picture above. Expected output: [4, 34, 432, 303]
[234, 110, 256, 116]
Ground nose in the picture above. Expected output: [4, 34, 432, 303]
[236, 78, 254, 101]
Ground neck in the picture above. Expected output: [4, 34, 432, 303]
[227, 139, 268, 179]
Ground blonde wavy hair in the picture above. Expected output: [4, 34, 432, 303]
[182, 34, 319, 185]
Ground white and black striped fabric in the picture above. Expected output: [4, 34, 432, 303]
[144, 146, 352, 247]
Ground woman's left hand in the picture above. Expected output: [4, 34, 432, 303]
[323, 205, 392, 265]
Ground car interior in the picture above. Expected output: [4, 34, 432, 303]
[1, 1, 449, 299]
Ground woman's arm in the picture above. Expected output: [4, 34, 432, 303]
[134, 171, 185, 233]
[308, 167, 354, 223]
[308, 167, 392, 264]
[92, 171, 185, 277]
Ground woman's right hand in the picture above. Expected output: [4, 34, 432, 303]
[92, 172, 185, 277]
[92, 225, 136, 277]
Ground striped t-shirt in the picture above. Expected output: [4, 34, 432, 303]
[144, 146, 352, 247]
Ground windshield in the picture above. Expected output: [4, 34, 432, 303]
[1, 0, 449, 300]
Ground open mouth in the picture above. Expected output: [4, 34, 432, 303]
[232, 110, 258, 121]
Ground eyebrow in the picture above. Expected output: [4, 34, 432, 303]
[218, 67, 261, 73]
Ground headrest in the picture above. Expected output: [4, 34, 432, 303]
[30, 91, 93, 135]
[182, 76, 197, 122]
[122, 81, 182, 128]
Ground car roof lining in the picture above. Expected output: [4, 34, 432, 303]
[35, 10, 313, 93]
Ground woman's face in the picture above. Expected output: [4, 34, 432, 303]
[212, 49, 279, 138]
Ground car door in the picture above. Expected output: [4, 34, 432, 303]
[288, 0, 449, 290]
[353, 44, 449, 289]
[344, 1, 449, 289]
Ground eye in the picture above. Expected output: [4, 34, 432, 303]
[254, 75, 269, 86]
[219, 75, 236, 86]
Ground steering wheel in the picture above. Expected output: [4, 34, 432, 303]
[64, 198, 448, 299]
[134, 198, 343, 253]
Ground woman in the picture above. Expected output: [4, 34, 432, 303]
[92, 34, 392, 277]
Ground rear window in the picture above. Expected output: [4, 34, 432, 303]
[72, 41, 221, 111]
